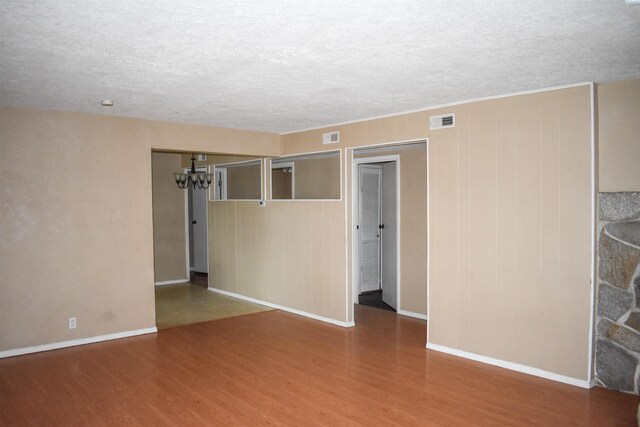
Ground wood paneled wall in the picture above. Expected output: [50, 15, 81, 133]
[428, 86, 592, 380]
[283, 117, 430, 325]
[281, 84, 593, 382]
[209, 201, 346, 322]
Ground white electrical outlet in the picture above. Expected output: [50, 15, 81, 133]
[68, 317, 77, 329]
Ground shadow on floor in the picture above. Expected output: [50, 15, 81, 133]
[189, 271, 208, 288]
[358, 290, 395, 312]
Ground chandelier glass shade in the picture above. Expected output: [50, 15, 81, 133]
[175, 154, 214, 190]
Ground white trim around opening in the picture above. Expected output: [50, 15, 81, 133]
[183, 166, 209, 276]
[352, 154, 401, 314]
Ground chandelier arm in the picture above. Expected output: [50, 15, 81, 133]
[190, 153, 197, 175]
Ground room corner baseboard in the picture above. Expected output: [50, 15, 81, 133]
[425, 342, 590, 389]
[0, 327, 158, 359]
[208, 287, 355, 328]
[397, 309, 427, 320]
[154, 279, 189, 286]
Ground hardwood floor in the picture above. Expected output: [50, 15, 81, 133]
[0, 306, 637, 426]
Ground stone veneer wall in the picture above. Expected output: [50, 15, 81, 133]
[595, 192, 640, 393]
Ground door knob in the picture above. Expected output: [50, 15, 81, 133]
[379, 224, 385, 229]
[192, 220, 197, 224]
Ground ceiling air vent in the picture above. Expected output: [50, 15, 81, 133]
[429, 113, 456, 130]
[322, 131, 340, 145]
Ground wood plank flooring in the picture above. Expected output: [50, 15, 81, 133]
[0, 305, 637, 426]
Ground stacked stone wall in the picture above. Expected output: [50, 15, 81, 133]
[595, 192, 640, 393]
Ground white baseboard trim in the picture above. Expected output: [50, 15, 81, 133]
[0, 327, 158, 359]
[208, 287, 355, 328]
[397, 309, 427, 320]
[155, 279, 189, 286]
[426, 342, 590, 389]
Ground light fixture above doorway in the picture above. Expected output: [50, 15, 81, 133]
[174, 153, 214, 190]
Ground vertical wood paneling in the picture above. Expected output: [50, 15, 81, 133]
[428, 86, 592, 380]
[282, 112, 430, 323]
[514, 94, 543, 369]
[430, 124, 461, 347]
[495, 98, 518, 361]
[209, 201, 346, 322]
[468, 101, 500, 356]
[539, 91, 562, 371]
[205, 85, 592, 381]
[555, 89, 592, 377]
[456, 105, 471, 350]
[398, 146, 428, 315]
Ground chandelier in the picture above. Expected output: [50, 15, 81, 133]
[174, 153, 214, 190]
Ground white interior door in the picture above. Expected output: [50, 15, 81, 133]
[359, 165, 382, 293]
[191, 180, 208, 273]
[380, 162, 397, 310]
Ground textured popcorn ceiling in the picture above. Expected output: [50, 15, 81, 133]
[1, 1, 639, 133]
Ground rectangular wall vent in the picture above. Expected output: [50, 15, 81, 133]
[429, 114, 456, 130]
[322, 131, 340, 144]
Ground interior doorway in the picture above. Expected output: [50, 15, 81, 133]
[354, 156, 399, 313]
[270, 161, 294, 199]
[187, 166, 209, 285]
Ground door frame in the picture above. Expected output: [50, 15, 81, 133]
[184, 166, 210, 278]
[213, 167, 227, 200]
[357, 164, 382, 294]
[270, 161, 295, 199]
[352, 155, 400, 309]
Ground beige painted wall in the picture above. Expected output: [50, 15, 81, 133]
[354, 145, 427, 316]
[227, 163, 262, 200]
[598, 78, 640, 192]
[428, 86, 592, 380]
[208, 201, 346, 322]
[196, 152, 345, 323]
[204, 151, 347, 322]
[180, 154, 261, 168]
[150, 121, 280, 157]
[151, 152, 187, 283]
[271, 168, 292, 199]
[181, 154, 263, 200]
[0, 107, 280, 352]
[295, 156, 341, 199]
[0, 108, 156, 350]
[282, 85, 593, 381]
[2, 82, 597, 385]
[282, 120, 432, 325]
